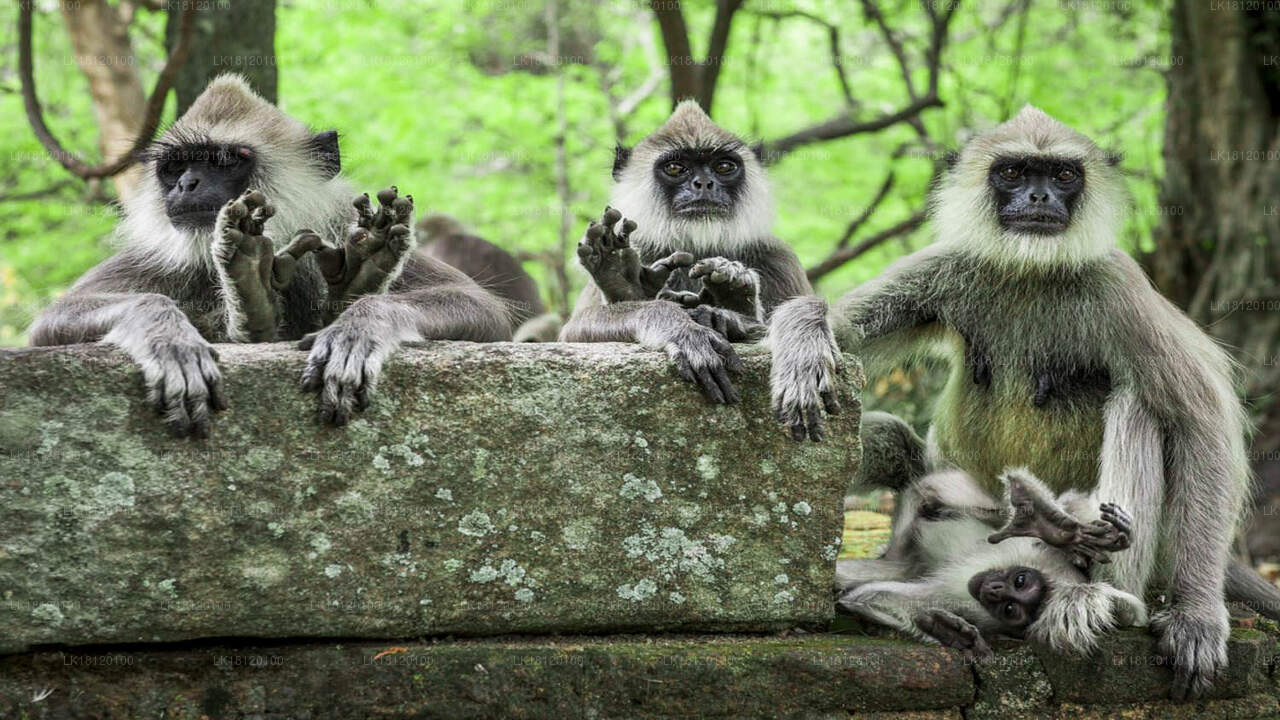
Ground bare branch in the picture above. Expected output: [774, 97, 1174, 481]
[806, 210, 927, 282]
[837, 172, 896, 249]
[699, 0, 745, 111]
[18, 1, 197, 180]
[747, 9, 854, 108]
[760, 94, 941, 162]
[649, 0, 700, 106]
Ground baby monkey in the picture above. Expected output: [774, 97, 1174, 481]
[837, 468, 1144, 658]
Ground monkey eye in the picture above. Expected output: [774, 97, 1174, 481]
[663, 162, 687, 177]
[1003, 602, 1018, 618]
[1014, 573, 1026, 589]
[213, 147, 248, 168]
[999, 166, 1020, 181]
[712, 160, 738, 175]
[1055, 168, 1077, 182]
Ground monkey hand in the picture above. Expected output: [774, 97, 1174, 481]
[769, 296, 842, 441]
[578, 206, 645, 302]
[685, 305, 767, 343]
[103, 296, 228, 438]
[1152, 603, 1228, 700]
[298, 299, 400, 426]
[318, 187, 415, 317]
[635, 302, 743, 404]
[914, 609, 993, 661]
[1079, 503, 1132, 553]
[690, 257, 762, 321]
[213, 190, 323, 342]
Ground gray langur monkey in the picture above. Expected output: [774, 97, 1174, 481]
[29, 75, 511, 436]
[560, 100, 812, 404]
[769, 106, 1252, 698]
[417, 214, 561, 341]
[838, 467, 1146, 658]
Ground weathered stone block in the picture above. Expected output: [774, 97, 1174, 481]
[0, 342, 862, 651]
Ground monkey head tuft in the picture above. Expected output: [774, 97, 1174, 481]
[931, 105, 1128, 271]
[122, 73, 355, 270]
[609, 100, 774, 254]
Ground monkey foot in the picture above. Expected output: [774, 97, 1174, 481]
[317, 186, 415, 317]
[690, 257, 761, 320]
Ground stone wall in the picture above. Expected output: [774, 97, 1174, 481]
[0, 343, 860, 651]
[2, 342, 1278, 718]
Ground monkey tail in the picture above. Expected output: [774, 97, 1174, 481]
[1225, 558, 1280, 622]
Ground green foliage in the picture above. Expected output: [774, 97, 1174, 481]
[0, 0, 1167, 345]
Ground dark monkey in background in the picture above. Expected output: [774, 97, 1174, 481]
[770, 107, 1251, 698]
[417, 214, 561, 342]
[561, 100, 812, 404]
[30, 75, 510, 435]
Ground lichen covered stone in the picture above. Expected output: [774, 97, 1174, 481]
[0, 342, 862, 651]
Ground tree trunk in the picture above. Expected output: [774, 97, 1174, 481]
[1155, 0, 1280, 551]
[59, 0, 147, 201]
[165, 0, 278, 116]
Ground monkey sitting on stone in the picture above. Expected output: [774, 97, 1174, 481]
[838, 467, 1146, 659]
[560, 100, 812, 404]
[29, 74, 510, 436]
[770, 106, 1252, 697]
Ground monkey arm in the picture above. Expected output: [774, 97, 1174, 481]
[828, 245, 952, 353]
[299, 258, 512, 426]
[560, 296, 744, 405]
[769, 246, 951, 442]
[29, 291, 226, 438]
[837, 580, 993, 658]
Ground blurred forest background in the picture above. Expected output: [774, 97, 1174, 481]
[1, 1, 1277, 553]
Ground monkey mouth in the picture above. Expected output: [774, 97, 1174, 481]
[169, 206, 223, 229]
[1000, 212, 1069, 235]
[674, 200, 731, 217]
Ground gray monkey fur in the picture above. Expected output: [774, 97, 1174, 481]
[773, 106, 1252, 698]
[29, 75, 511, 436]
[560, 100, 812, 405]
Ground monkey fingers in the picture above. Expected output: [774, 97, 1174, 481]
[690, 257, 761, 319]
[272, 230, 323, 291]
[914, 609, 993, 660]
[686, 305, 767, 343]
[665, 325, 742, 404]
[299, 326, 380, 426]
[140, 336, 226, 439]
[640, 251, 694, 297]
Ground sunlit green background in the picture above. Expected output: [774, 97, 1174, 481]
[0, 0, 1168, 346]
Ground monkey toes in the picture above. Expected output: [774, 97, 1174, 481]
[578, 206, 648, 303]
[319, 187, 415, 309]
[691, 257, 760, 318]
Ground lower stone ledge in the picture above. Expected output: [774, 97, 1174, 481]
[2, 629, 1277, 718]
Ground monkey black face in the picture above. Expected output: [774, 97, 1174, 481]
[987, 155, 1084, 235]
[153, 142, 259, 230]
[968, 565, 1047, 633]
[652, 147, 745, 218]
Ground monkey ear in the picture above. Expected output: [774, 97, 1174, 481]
[750, 142, 769, 166]
[1104, 150, 1123, 168]
[943, 150, 960, 169]
[612, 144, 631, 181]
[310, 130, 341, 179]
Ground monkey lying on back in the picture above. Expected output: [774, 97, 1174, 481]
[560, 100, 812, 404]
[30, 75, 510, 436]
[838, 466, 1146, 658]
